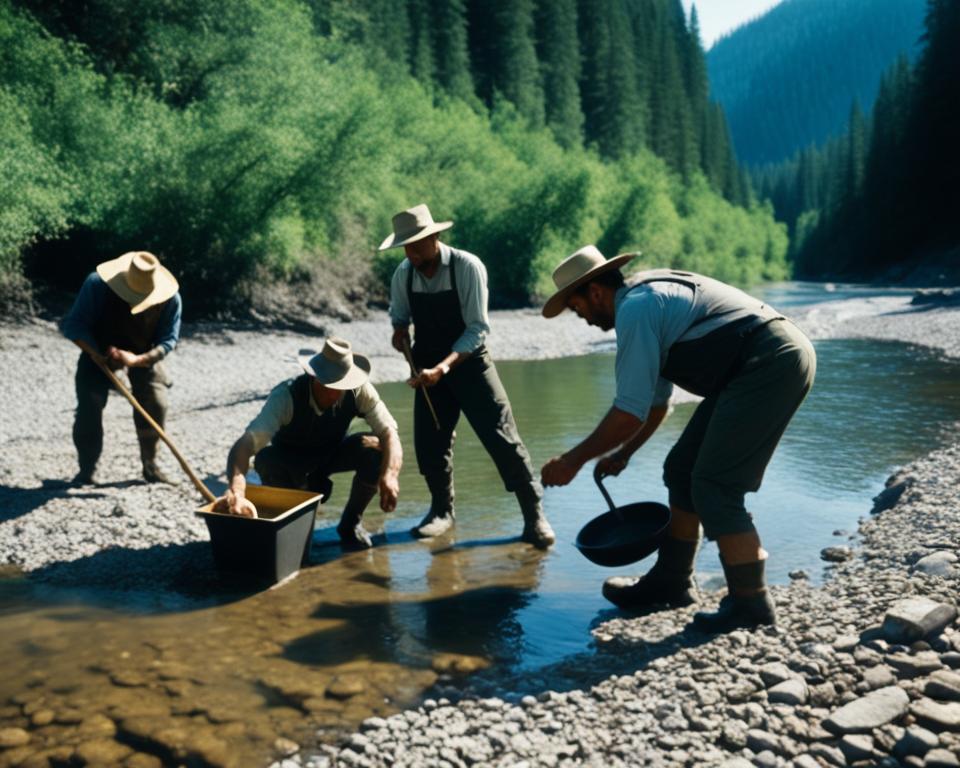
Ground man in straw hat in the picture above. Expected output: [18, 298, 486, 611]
[540, 246, 816, 633]
[222, 338, 402, 550]
[61, 251, 182, 485]
[380, 204, 555, 549]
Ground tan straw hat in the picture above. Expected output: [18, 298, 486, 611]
[96, 251, 179, 315]
[542, 245, 637, 318]
[298, 338, 371, 390]
[378, 204, 453, 251]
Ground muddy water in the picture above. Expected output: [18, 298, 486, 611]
[3, 330, 960, 766]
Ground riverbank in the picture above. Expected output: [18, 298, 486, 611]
[1, 285, 959, 768]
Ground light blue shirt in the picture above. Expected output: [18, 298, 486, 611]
[613, 282, 702, 420]
[389, 243, 491, 355]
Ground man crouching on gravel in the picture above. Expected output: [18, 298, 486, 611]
[539, 246, 816, 634]
[222, 338, 402, 551]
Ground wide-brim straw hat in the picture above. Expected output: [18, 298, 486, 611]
[298, 338, 371, 390]
[542, 245, 637, 318]
[96, 251, 179, 315]
[378, 203, 453, 251]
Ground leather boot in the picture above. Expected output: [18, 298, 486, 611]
[140, 438, 173, 484]
[516, 482, 555, 549]
[412, 472, 455, 538]
[602, 537, 700, 611]
[693, 559, 776, 633]
[337, 476, 378, 551]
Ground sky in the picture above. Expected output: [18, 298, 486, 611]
[681, 0, 785, 49]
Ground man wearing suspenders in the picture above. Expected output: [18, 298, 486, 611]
[540, 246, 816, 632]
[381, 204, 556, 549]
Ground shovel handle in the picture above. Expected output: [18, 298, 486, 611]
[92, 356, 217, 504]
[593, 464, 621, 517]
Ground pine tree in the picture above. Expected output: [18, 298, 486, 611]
[492, 0, 545, 125]
[408, 0, 436, 87]
[433, 0, 476, 103]
[535, 0, 584, 147]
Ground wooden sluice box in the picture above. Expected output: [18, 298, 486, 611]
[196, 485, 323, 584]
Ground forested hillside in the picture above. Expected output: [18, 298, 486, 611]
[1, 0, 787, 319]
[757, 0, 959, 276]
[708, 0, 925, 167]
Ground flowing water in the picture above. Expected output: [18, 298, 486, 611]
[2, 283, 959, 767]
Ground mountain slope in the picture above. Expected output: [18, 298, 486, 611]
[707, 0, 925, 166]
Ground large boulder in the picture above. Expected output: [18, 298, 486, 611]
[823, 686, 909, 734]
[881, 598, 957, 644]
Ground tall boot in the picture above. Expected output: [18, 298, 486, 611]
[692, 559, 776, 633]
[412, 472, 455, 538]
[337, 476, 378, 551]
[602, 536, 700, 611]
[139, 436, 173, 484]
[516, 482, 555, 549]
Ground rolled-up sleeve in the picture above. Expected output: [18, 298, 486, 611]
[153, 293, 182, 356]
[389, 263, 411, 328]
[613, 295, 664, 421]
[452, 255, 490, 354]
[244, 382, 294, 453]
[356, 382, 398, 438]
[60, 273, 103, 349]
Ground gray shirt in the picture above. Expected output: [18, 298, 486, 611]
[389, 243, 491, 355]
[613, 282, 700, 420]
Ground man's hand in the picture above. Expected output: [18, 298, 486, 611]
[596, 450, 630, 478]
[392, 327, 411, 353]
[106, 346, 140, 369]
[379, 471, 399, 512]
[541, 453, 583, 487]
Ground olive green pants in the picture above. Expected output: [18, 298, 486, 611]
[662, 320, 816, 538]
[414, 349, 537, 494]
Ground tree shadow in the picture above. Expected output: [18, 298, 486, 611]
[0, 481, 141, 523]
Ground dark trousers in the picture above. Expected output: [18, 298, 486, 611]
[73, 352, 169, 474]
[414, 349, 536, 494]
[662, 320, 816, 538]
[254, 432, 381, 500]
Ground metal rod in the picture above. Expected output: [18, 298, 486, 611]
[594, 464, 625, 521]
[400, 337, 441, 431]
[92, 356, 217, 503]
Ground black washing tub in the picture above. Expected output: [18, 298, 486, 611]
[196, 485, 322, 584]
[574, 467, 671, 567]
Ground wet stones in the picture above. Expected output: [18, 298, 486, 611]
[326, 676, 365, 701]
[0, 727, 30, 748]
[821, 546, 854, 563]
[823, 686, 910, 734]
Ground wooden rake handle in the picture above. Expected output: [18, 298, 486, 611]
[400, 338, 441, 431]
[93, 356, 217, 503]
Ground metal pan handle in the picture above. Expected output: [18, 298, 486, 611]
[593, 464, 620, 517]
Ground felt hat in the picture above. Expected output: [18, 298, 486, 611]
[96, 251, 178, 314]
[542, 245, 637, 318]
[378, 204, 453, 251]
[298, 338, 371, 390]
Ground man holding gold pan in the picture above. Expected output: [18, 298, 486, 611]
[222, 338, 402, 551]
[540, 246, 815, 633]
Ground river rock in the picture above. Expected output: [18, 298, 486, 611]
[910, 698, 960, 731]
[431, 652, 490, 674]
[926, 670, 960, 701]
[0, 727, 30, 748]
[864, 665, 898, 689]
[823, 686, 910, 734]
[821, 546, 853, 563]
[887, 651, 944, 679]
[326, 676, 365, 700]
[882, 598, 958, 644]
[895, 726, 940, 758]
[29, 709, 55, 727]
[768, 679, 808, 705]
[925, 749, 960, 767]
[274, 737, 299, 757]
[913, 552, 958, 577]
[759, 663, 794, 688]
[75, 738, 134, 764]
[839, 734, 876, 762]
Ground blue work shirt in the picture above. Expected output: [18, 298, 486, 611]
[60, 273, 182, 356]
[613, 282, 702, 420]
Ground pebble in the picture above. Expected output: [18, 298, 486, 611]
[821, 546, 853, 562]
[0, 728, 30, 748]
[823, 686, 910, 734]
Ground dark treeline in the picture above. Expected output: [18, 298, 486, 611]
[753, 0, 959, 276]
[708, 0, 925, 167]
[1, 0, 787, 315]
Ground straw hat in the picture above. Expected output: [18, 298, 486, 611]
[96, 251, 179, 315]
[298, 338, 371, 390]
[378, 204, 453, 251]
[542, 246, 637, 318]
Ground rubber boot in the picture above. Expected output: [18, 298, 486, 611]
[516, 482, 555, 549]
[337, 476, 378, 551]
[602, 537, 700, 611]
[693, 559, 776, 633]
[412, 472, 455, 538]
[140, 437, 173, 484]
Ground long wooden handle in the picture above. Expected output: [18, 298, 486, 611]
[93, 356, 217, 503]
[400, 338, 441, 431]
